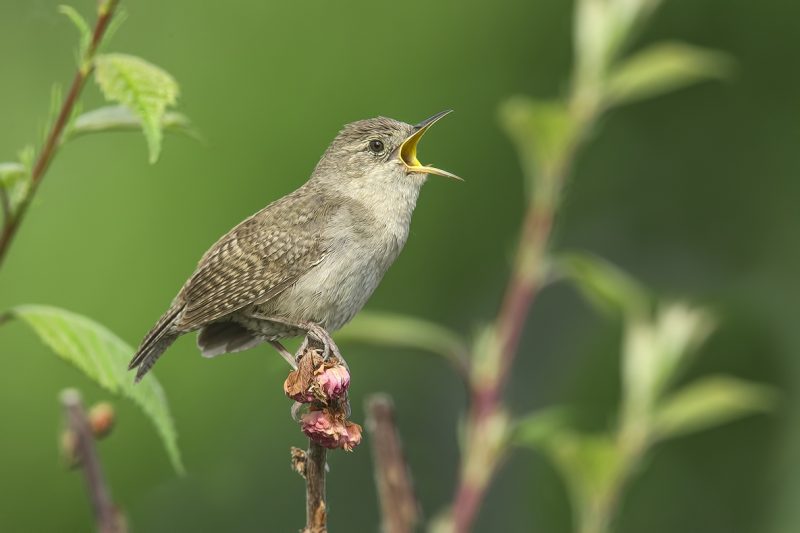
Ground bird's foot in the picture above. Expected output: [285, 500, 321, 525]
[299, 322, 346, 367]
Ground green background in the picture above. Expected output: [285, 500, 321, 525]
[0, 0, 798, 531]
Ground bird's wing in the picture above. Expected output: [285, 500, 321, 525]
[175, 190, 331, 331]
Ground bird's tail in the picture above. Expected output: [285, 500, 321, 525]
[129, 304, 184, 383]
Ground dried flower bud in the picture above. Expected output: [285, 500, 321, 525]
[301, 409, 363, 451]
[316, 364, 350, 401]
[290, 446, 307, 478]
[284, 351, 350, 404]
[88, 402, 115, 439]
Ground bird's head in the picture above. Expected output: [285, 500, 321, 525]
[312, 111, 461, 197]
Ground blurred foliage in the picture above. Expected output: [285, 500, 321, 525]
[13, 305, 183, 473]
[603, 42, 732, 107]
[337, 311, 469, 376]
[0, 0, 797, 532]
[557, 252, 650, 317]
[491, 2, 775, 531]
[0, 3, 189, 477]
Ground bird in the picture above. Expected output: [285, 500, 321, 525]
[128, 110, 460, 382]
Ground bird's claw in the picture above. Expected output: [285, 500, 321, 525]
[298, 322, 347, 368]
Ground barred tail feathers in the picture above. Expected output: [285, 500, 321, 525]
[129, 305, 184, 383]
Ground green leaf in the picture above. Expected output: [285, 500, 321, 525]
[573, 0, 663, 95]
[513, 409, 623, 511]
[18, 144, 35, 174]
[59, 5, 91, 61]
[68, 105, 198, 141]
[101, 8, 128, 50]
[0, 161, 31, 213]
[574, 0, 618, 89]
[11, 305, 184, 473]
[557, 433, 622, 507]
[544, 430, 623, 514]
[94, 53, 180, 163]
[557, 252, 650, 318]
[336, 311, 468, 370]
[622, 303, 715, 422]
[513, 407, 572, 449]
[499, 97, 575, 199]
[605, 42, 732, 107]
[0, 162, 26, 190]
[654, 375, 776, 441]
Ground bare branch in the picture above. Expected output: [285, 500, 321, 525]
[302, 441, 328, 533]
[366, 394, 419, 533]
[60, 388, 125, 533]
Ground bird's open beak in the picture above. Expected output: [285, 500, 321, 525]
[399, 110, 462, 181]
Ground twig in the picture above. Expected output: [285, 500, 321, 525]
[0, 0, 120, 268]
[449, 174, 562, 533]
[288, 342, 361, 532]
[60, 388, 124, 533]
[366, 394, 419, 533]
[302, 440, 328, 533]
[449, 111, 594, 532]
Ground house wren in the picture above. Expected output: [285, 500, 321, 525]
[128, 110, 459, 382]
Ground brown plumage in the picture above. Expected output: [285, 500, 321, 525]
[128, 186, 333, 381]
[129, 112, 458, 382]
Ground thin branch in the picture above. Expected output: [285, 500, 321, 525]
[0, 0, 120, 269]
[366, 394, 419, 533]
[303, 440, 328, 533]
[449, 179, 562, 533]
[289, 341, 361, 532]
[449, 112, 594, 532]
[60, 388, 125, 533]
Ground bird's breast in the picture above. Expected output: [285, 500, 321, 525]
[269, 207, 411, 331]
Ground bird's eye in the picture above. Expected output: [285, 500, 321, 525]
[368, 139, 385, 154]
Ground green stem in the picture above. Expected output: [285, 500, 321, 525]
[0, 0, 120, 269]
[577, 439, 647, 533]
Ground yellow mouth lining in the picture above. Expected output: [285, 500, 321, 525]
[400, 129, 425, 168]
[398, 111, 462, 181]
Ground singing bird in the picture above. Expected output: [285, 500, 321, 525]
[128, 111, 460, 382]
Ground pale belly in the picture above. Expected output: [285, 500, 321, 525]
[238, 242, 398, 339]
[277, 246, 390, 330]
[232, 191, 414, 340]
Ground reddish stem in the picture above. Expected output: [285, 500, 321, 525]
[0, 0, 119, 269]
[495, 208, 553, 383]
[61, 389, 125, 533]
[451, 206, 553, 532]
[449, 117, 586, 530]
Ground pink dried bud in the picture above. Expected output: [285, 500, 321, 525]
[301, 409, 363, 451]
[316, 364, 350, 400]
[284, 358, 350, 404]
